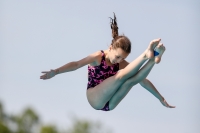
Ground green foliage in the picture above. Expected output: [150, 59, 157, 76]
[0, 101, 113, 133]
[67, 118, 112, 133]
[67, 119, 90, 133]
[0, 122, 11, 133]
[0, 102, 3, 121]
[9, 107, 39, 133]
[40, 125, 58, 133]
[0, 102, 7, 123]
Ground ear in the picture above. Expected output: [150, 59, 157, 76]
[109, 45, 114, 50]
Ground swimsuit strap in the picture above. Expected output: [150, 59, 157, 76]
[100, 50, 105, 60]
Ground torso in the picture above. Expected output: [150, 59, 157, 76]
[88, 50, 112, 67]
[87, 50, 119, 89]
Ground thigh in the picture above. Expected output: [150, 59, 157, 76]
[86, 70, 126, 109]
[108, 74, 141, 110]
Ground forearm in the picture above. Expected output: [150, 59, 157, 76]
[139, 79, 164, 101]
[54, 61, 78, 75]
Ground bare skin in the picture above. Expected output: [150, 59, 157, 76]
[40, 38, 175, 110]
[86, 41, 175, 110]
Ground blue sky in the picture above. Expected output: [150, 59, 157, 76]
[1, 0, 199, 133]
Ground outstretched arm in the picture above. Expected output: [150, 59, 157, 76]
[119, 59, 175, 108]
[40, 51, 101, 80]
[139, 79, 163, 100]
[40, 61, 79, 80]
[140, 78, 175, 108]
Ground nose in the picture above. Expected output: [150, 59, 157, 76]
[116, 59, 123, 63]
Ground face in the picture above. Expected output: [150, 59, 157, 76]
[108, 46, 129, 64]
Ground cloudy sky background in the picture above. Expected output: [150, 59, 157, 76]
[1, 0, 199, 133]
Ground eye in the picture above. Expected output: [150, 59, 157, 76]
[116, 56, 120, 59]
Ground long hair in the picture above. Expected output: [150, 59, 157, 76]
[109, 12, 131, 53]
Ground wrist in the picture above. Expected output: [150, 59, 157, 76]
[159, 96, 164, 101]
[54, 69, 59, 75]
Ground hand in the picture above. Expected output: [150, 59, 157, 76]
[145, 38, 161, 59]
[160, 98, 176, 108]
[40, 69, 57, 80]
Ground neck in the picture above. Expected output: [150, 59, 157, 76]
[104, 50, 109, 59]
[104, 49, 112, 65]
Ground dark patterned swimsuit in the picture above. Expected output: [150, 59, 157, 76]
[87, 50, 119, 111]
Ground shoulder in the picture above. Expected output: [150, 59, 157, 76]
[88, 51, 102, 61]
[76, 51, 102, 68]
[119, 59, 129, 69]
[93, 50, 103, 57]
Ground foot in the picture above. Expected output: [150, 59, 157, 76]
[154, 43, 166, 64]
[145, 38, 161, 59]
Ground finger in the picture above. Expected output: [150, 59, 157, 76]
[40, 74, 46, 78]
[41, 74, 48, 79]
[165, 101, 172, 107]
[40, 76, 45, 79]
[42, 75, 47, 79]
[169, 105, 176, 108]
[158, 43, 163, 45]
[153, 38, 161, 42]
[42, 71, 49, 73]
[157, 38, 161, 41]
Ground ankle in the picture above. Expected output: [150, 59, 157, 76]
[149, 58, 156, 63]
[142, 50, 149, 60]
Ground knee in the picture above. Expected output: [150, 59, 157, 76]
[115, 69, 128, 82]
[89, 101, 104, 110]
[133, 74, 146, 84]
[124, 76, 141, 87]
[108, 104, 116, 111]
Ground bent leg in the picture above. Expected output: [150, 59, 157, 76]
[87, 39, 161, 109]
[109, 59, 155, 110]
[87, 52, 148, 109]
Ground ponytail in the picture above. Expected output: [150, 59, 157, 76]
[109, 12, 118, 39]
[109, 12, 131, 53]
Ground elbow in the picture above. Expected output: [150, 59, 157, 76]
[75, 61, 82, 70]
[72, 61, 79, 70]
